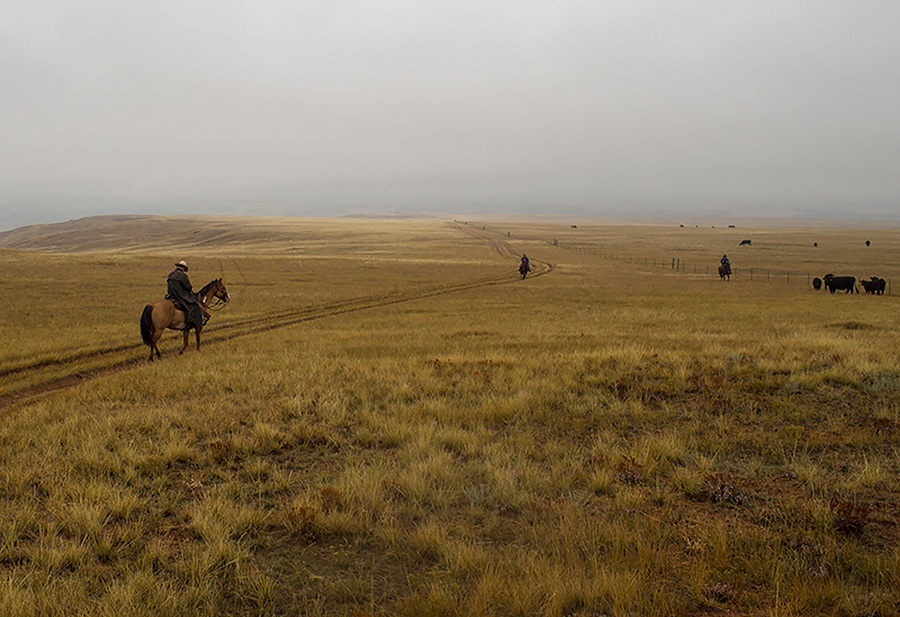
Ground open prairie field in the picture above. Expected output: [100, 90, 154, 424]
[0, 216, 898, 616]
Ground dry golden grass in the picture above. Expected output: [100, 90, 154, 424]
[0, 216, 898, 616]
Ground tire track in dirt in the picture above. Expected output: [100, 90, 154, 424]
[0, 251, 553, 412]
[455, 225, 521, 260]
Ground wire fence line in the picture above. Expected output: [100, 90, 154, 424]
[558, 241, 894, 295]
[549, 241, 894, 295]
[460, 223, 894, 296]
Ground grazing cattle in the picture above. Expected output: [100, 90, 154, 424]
[823, 274, 857, 294]
[812, 277, 822, 290]
[860, 276, 886, 295]
[739, 239, 752, 246]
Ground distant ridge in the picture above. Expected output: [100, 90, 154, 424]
[0, 214, 445, 253]
[0, 215, 171, 252]
[0, 214, 148, 238]
[3, 213, 899, 253]
[341, 212, 442, 219]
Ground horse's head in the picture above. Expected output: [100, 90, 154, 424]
[200, 278, 231, 307]
[212, 278, 231, 304]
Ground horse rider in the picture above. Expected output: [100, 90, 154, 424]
[719, 254, 732, 276]
[521, 254, 530, 270]
[166, 260, 208, 328]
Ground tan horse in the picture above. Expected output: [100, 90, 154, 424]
[140, 278, 230, 360]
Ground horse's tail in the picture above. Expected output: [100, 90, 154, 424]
[140, 304, 155, 346]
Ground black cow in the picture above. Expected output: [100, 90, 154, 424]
[739, 239, 752, 246]
[860, 276, 886, 295]
[823, 274, 857, 294]
[812, 277, 822, 291]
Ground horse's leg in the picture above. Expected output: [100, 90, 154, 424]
[146, 326, 156, 361]
[195, 326, 202, 351]
[180, 328, 191, 355]
[145, 302, 173, 360]
[151, 323, 162, 360]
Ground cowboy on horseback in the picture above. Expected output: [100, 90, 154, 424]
[519, 254, 531, 279]
[166, 260, 208, 328]
[142, 270, 229, 361]
[718, 254, 732, 280]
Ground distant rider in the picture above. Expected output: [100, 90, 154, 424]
[166, 260, 208, 328]
[520, 254, 530, 271]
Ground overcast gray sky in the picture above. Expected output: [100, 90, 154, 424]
[2, 1, 898, 230]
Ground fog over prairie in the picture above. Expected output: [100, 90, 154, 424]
[2, 1, 899, 230]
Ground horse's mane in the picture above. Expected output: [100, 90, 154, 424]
[197, 279, 219, 296]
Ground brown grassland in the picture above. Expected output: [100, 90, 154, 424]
[0, 216, 898, 616]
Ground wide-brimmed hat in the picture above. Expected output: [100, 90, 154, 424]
[175, 260, 189, 271]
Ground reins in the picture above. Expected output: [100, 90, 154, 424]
[198, 280, 230, 312]
[206, 296, 228, 311]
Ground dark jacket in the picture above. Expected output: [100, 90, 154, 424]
[166, 268, 204, 328]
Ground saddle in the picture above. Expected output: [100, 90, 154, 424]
[166, 296, 192, 313]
